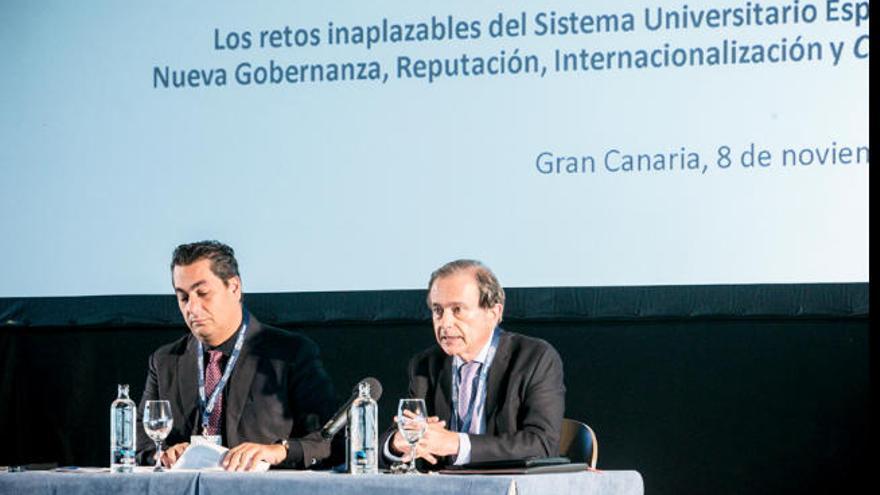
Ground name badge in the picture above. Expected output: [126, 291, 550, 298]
[190, 435, 222, 447]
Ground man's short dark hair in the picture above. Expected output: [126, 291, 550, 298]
[171, 240, 240, 285]
[427, 259, 505, 310]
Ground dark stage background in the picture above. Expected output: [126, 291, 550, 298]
[0, 284, 869, 494]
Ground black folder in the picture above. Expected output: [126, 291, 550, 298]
[439, 456, 588, 475]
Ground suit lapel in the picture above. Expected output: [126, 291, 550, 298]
[224, 318, 260, 443]
[483, 330, 510, 435]
[434, 354, 454, 422]
[178, 336, 200, 436]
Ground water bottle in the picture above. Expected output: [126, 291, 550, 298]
[347, 381, 378, 474]
[110, 384, 137, 472]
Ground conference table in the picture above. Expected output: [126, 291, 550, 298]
[0, 467, 644, 495]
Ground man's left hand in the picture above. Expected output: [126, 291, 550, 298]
[222, 442, 286, 471]
[417, 416, 460, 463]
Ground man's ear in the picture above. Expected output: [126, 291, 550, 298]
[489, 303, 504, 324]
[228, 276, 242, 300]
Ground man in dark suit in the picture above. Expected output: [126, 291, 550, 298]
[385, 260, 565, 468]
[136, 241, 338, 471]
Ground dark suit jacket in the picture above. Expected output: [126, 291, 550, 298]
[397, 329, 565, 467]
[136, 316, 339, 468]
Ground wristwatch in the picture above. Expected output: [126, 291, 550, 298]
[277, 439, 290, 452]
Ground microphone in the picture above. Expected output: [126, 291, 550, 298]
[320, 377, 383, 439]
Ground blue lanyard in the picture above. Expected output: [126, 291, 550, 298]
[196, 309, 249, 433]
[451, 328, 501, 434]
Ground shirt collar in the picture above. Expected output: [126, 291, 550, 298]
[453, 327, 496, 368]
[206, 319, 244, 355]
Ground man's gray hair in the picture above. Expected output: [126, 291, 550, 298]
[427, 259, 505, 309]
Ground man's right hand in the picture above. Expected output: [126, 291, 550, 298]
[390, 430, 409, 457]
[391, 415, 446, 464]
[159, 442, 189, 468]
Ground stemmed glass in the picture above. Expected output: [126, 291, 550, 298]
[396, 398, 427, 475]
[143, 400, 174, 472]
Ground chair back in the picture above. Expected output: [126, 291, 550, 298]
[559, 418, 598, 468]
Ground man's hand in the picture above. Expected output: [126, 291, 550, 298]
[419, 416, 460, 462]
[390, 430, 410, 458]
[158, 442, 189, 468]
[222, 442, 287, 472]
[391, 414, 459, 465]
[392, 413, 435, 463]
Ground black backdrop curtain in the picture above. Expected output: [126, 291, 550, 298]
[0, 283, 869, 495]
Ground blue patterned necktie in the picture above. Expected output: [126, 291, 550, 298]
[457, 361, 482, 433]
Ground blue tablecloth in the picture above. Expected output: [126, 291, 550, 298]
[0, 468, 644, 495]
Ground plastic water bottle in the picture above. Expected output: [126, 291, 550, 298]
[110, 384, 137, 472]
[347, 381, 378, 474]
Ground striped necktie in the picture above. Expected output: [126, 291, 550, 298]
[457, 361, 482, 433]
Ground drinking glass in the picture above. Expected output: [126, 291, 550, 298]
[143, 400, 174, 472]
[396, 398, 427, 474]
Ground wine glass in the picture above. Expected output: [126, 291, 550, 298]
[143, 400, 174, 472]
[396, 398, 427, 474]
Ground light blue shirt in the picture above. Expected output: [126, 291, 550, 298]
[383, 335, 496, 465]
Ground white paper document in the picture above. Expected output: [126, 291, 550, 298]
[171, 443, 269, 472]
